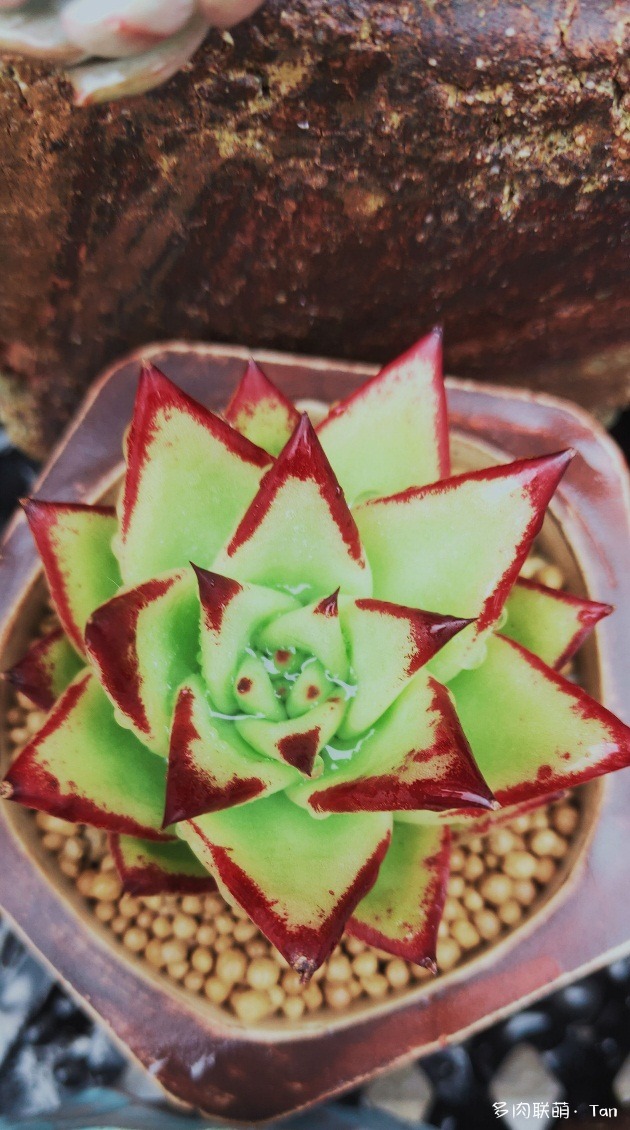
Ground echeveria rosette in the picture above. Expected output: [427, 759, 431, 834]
[3, 330, 630, 981]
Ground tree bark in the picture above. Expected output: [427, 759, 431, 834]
[0, 0, 628, 456]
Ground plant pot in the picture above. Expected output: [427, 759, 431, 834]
[1, 342, 629, 1123]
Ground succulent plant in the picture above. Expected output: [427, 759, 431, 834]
[3, 332, 629, 980]
[0, 0, 263, 104]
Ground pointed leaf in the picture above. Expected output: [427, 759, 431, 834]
[110, 833, 218, 896]
[4, 629, 84, 711]
[356, 451, 573, 681]
[224, 359, 300, 456]
[23, 501, 121, 656]
[116, 365, 272, 585]
[317, 329, 449, 503]
[290, 671, 494, 813]
[256, 590, 348, 680]
[3, 672, 170, 839]
[234, 653, 286, 720]
[286, 660, 336, 718]
[164, 677, 296, 825]
[348, 823, 450, 970]
[339, 598, 471, 738]
[236, 694, 347, 776]
[213, 415, 371, 599]
[195, 567, 298, 714]
[182, 794, 391, 976]
[503, 578, 612, 670]
[85, 568, 198, 756]
[452, 633, 630, 808]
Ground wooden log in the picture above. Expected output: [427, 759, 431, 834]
[0, 0, 628, 456]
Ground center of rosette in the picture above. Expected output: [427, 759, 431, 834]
[233, 644, 349, 723]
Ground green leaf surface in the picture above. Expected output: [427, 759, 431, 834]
[235, 694, 347, 776]
[23, 501, 121, 656]
[317, 330, 449, 503]
[502, 578, 611, 670]
[4, 672, 170, 839]
[213, 415, 371, 599]
[165, 677, 296, 824]
[234, 653, 286, 720]
[339, 597, 470, 738]
[195, 568, 298, 714]
[285, 660, 335, 717]
[116, 365, 271, 585]
[451, 633, 630, 808]
[349, 823, 450, 969]
[85, 568, 199, 756]
[289, 670, 494, 814]
[355, 452, 573, 681]
[4, 629, 84, 711]
[110, 832, 217, 895]
[224, 359, 300, 456]
[182, 794, 392, 975]
[256, 591, 348, 681]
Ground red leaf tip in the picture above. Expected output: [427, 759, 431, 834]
[138, 359, 170, 387]
[538, 447, 576, 479]
[280, 412, 344, 487]
[20, 497, 47, 526]
[394, 325, 443, 369]
[294, 956, 317, 983]
[314, 589, 340, 617]
[224, 358, 300, 434]
[192, 564, 243, 633]
[548, 447, 576, 472]
[135, 362, 183, 413]
[519, 448, 576, 516]
[228, 411, 365, 564]
[239, 357, 271, 397]
[428, 615, 474, 648]
[580, 600, 614, 625]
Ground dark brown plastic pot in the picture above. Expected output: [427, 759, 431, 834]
[1, 343, 629, 1122]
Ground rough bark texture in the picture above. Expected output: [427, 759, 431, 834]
[0, 0, 628, 457]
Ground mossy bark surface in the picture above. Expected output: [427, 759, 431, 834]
[0, 0, 628, 456]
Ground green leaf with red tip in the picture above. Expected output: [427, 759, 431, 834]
[503, 578, 612, 670]
[348, 823, 450, 969]
[224, 359, 300, 456]
[234, 653, 285, 720]
[116, 365, 272, 585]
[286, 661, 336, 718]
[213, 416, 372, 599]
[256, 590, 348, 680]
[355, 451, 573, 681]
[451, 633, 630, 809]
[339, 598, 471, 739]
[23, 502, 121, 656]
[164, 677, 296, 825]
[3, 672, 171, 840]
[85, 569, 199, 756]
[195, 567, 298, 714]
[181, 794, 391, 976]
[236, 694, 347, 776]
[4, 629, 84, 711]
[289, 671, 494, 814]
[317, 330, 449, 503]
[110, 833, 218, 896]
